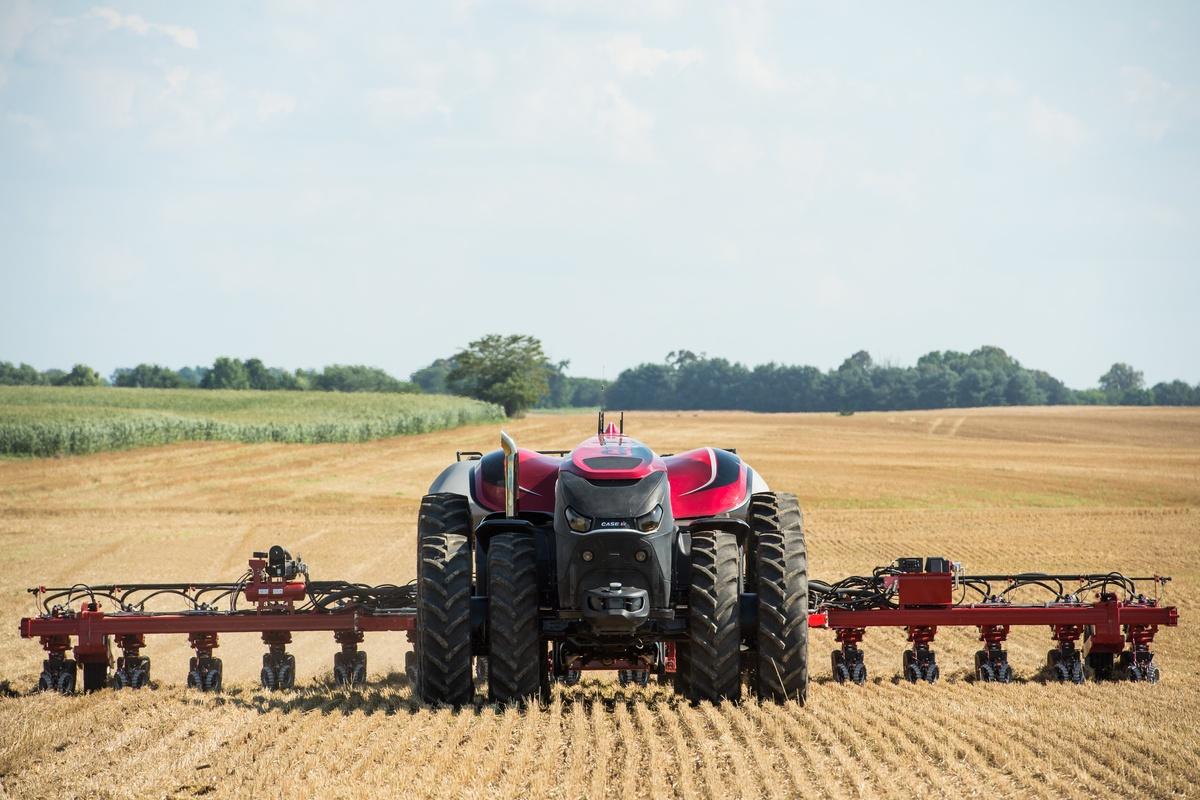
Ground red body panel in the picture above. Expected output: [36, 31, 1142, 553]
[473, 448, 560, 513]
[663, 447, 749, 520]
[472, 436, 750, 519]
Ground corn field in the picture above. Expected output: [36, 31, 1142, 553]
[0, 386, 504, 456]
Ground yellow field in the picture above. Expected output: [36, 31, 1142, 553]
[1, 407, 1197, 799]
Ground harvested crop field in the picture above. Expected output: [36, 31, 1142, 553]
[1, 406, 1197, 799]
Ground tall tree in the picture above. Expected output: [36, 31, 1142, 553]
[243, 358, 277, 390]
[113, 364, 185, 388]
[447, 334, 551, 416]
[0, 362, 45, 385]
[411, 358, 457, 394]
[312, 365, 414, 393]
[55, 364, 102, 386]
[1099, 363, 1144, 403]
[1152, 380, 1197, 406]
[201, 357, 251, 390]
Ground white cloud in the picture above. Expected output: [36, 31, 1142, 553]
[724, 0, 784, 92]
[1119, 66, 1184, 143]
[1027, 97, 1085, 155]
[859, 167, 919, 209]
[596, 82, 653, 162]
[89, 7, 199, 50]
[150, 68, 235, 146]
[696, 124, 761, 174]
[0, 0, 40, 60]
[733, 47, 783, 92]
[256, 91, 297, 122]
[5, 111, 51, 150]
[1134, 119, 1170, 142]
[962, 74, 1021, 99]
[500, 35, 659, 163]
[79, 67, 138, 128]
[605, 34, 701, 77]
[366, 86, 450, 121]
[527, 0, 684, 23]
[778, 136, 827, 182]
[1119, 65, 1176, 106]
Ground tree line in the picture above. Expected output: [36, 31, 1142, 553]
[0, 359, 417, 393]
[3, 339, 1198, 416]
[604, 347, 1200, 411]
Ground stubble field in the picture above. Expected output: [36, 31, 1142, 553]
[0, 406, 1197, 799]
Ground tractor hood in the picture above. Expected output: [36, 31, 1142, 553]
[555, 469, 672, 527]
[559, 434, 667, 482]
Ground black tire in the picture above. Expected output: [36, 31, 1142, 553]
[82, 662, 107, 693]
[750, 493, 809, 704]
[204, 660, 223, 692]
[352, 651, 367, 686]
[131, 668, 149, 689]
[831, 650, 849, 684]
[416, 493, 475, 705]
[687, 528, 742, 703]
[277, 655, 295, 691]
[671, 645, 690, 695]
[486, 533, 541, 704]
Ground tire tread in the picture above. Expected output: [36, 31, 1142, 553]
[416, 493, 474, 705]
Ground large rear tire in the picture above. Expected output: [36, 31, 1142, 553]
[416, 493, 474, 705]
[751, 492, 809, 704]
[686, 529, 742, 703]
[486, 533, 542, 704]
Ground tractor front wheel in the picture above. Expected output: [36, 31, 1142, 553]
[416, 493, 475, 705]
[750, 492, 809, 704]
[486, 533, 543, 704]
[686, 528, 742, 703]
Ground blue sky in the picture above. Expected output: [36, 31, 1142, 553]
[1, 1, 1197, 387]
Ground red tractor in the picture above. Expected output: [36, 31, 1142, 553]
[413, 412, 808, 704]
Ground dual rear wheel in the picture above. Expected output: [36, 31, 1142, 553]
[684, 492, 809, 703]
[415, 494, 545, 705]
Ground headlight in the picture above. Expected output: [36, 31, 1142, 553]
[635, 505, 663, 533]
[564, 506, 592, 533]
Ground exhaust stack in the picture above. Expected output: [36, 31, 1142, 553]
[500, 431, 518, 517]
